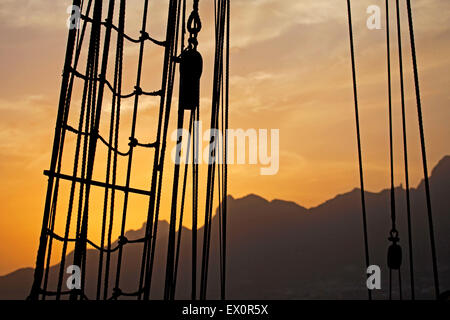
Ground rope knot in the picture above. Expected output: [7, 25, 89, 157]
[104, 18, 112, 27]
[112, 287, 122, 299]
[188, 37, 198, 48]
[134, 86, 143, 96]
[98, 73, 106, 82]
[128, 137, 138, 148]
[140, 31, 149, 41]
[118, 236, 129, 246]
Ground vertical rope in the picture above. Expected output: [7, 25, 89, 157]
[95, 0, 117, 300]
[172, 112, 194, 299]
[71, 0, 104, 300]
[103, 0, 125, 300]
[346, 0, 372, 300]
[200, 0, 226, 300]
[28, 0, 82, 300]
[386, 0, 396, 234]
[406, 0, 440, 299]
[114, 0, 150, 294]
[395, 0, 415, 300]
[218, 82, 224, 303]
[54, 0, 94, 300]
[42, 1, 91, 293]
[192, 107, 199, 300]
[165, 0, 186, 301]
[141, 0, 181, 300]
[221, 0, 230, 301]
[165, 107, 185, 300]
[386, 0, 402, 300]
[137, 0, 180, 298]
[95, 0, 124, 300]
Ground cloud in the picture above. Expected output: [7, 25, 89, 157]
[230, 0, 343, 49]
[0, 0, 72, 29]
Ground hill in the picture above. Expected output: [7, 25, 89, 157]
[1, 156, 450, 299]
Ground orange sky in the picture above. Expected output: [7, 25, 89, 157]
[0, 0, 449, 275]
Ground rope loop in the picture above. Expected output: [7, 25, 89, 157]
[187, 0, 202, 49]
[187, 11, 202, 37]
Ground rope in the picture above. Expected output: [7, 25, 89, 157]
[200, 0, 227, 300]
[45, 229, 152, 253]
[217, 41, 226, 300]
[192, 107, 199, 300]
[107, 286, 148, 300]
[406, 0, 440, 299]
[31, 0, 226, 302]
[396, 0, 415, 300]
[98, 10, 125, 294]
[172, 112, 194, 298]
[77, 2, 100, 296]
[386, 0, 396, 234]
[114, 0, 151, 294]
[140, 0, 182, 300]
[164, 0, 188, 299]
[39, 288, 90, 301]
[40, 0, 96, 290]
[385, 0, 402, 300]
[165, 107, 186, 300]
[64, 124, 157, 156]
[174, 1, 190, 298]
[181, 0, 187, 50]
[68, 67, 162, 98]
[54, 0, 94, 300]
[71, 0, 104, 300]
[217, 134, 223, 298]
[60, 0, 100, 299]
[221, 0, 230, 300]
[41, 23, 102, 294]
[346, 0, 371, 300]
[80, 14, 166, 46]
[104, 0, 126, 299]
[28, 0, 83, 301]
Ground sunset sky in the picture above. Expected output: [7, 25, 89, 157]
[0, 0, 449, 275]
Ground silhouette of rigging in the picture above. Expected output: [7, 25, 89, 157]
[28, 0, 230, 300]
[347, 0, 444, 300]
[385, 0, 402, 301]
[394, 0, 415, 300]
[27, 0, 445, 302]
[346, 0, 372, 301]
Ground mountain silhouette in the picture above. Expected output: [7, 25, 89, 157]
[1, 156, 449, 299]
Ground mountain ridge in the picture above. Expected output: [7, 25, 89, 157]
[1, 155, 449, 299]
